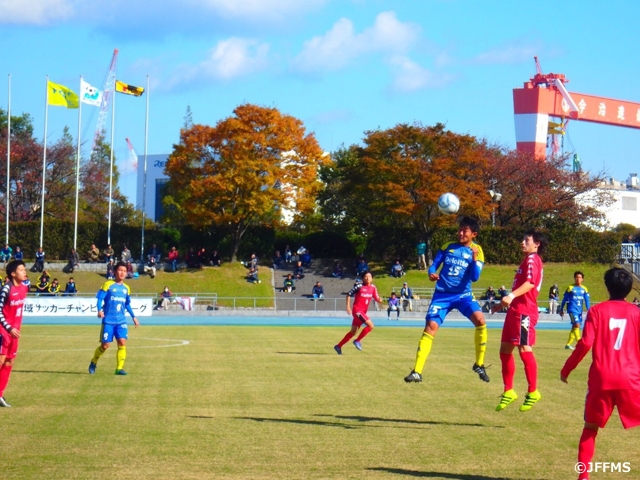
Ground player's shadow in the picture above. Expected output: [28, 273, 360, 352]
[14, 369, 86, 375]
[236, 416, 366, 430]
[367, 468, 535, 480]
[315, 414, 502, 429]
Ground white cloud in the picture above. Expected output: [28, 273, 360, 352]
[169, 37, 269, 86]
[0, 0, 74, 25]
[472, 42, 541, 65]
[293, 11, 420, 73]
[187, 0, 328, 21]
[389, 56, 455, 93]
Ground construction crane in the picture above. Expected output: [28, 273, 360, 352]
[91, 49, 118, 155]
[513, 57, 640, 159]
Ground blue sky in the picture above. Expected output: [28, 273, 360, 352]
[1, 0, 639, 205]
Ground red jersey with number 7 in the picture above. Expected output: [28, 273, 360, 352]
[562, 300, 640, 391]
[0, 283, 29, 331]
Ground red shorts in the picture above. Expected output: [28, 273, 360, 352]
[0, 330, 19, 359]
[351, 312, 370, 327]
[501, 311, 537, 346]
[584, 389, 640, 429]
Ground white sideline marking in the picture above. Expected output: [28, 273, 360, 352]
[20, 337, 190, 352]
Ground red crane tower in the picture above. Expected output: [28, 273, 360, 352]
[513, 57, 640, 159]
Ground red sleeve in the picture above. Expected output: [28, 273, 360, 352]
[374, 287, 381, 303]
[561, 309, 596, 377]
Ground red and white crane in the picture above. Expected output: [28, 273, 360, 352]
[513, 57, 640, 159]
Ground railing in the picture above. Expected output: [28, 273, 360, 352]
[619, 243, 640, 276]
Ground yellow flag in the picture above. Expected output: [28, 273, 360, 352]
[115, 80, 144, 97]
[47, 80, 79, 108]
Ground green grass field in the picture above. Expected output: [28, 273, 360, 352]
[4, 325, 639, 479]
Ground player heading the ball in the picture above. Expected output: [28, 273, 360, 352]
[404, 216, 490, 384]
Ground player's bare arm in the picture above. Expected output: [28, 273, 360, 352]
[346, 296, 352, 315]
[429, 272, 439, 281]
[132, 317, 139, 327]
[500, 281, 535, 308]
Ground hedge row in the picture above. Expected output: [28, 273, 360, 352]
[4, 220, 621, 265]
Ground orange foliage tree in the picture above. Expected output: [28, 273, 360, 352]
[320, 123, 493, 262]
[164, 104, 328, 261]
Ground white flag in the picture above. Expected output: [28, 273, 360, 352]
[80, 79, 102, 107]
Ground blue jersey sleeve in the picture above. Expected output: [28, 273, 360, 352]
[584, 288, 590, 310]
[428, 244, 447, 276]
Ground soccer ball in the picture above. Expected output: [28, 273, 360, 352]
[438, 193, 460, 214]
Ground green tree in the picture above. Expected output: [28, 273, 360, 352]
[164, 103, 328, 261]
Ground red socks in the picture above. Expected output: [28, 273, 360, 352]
[578, 427, 597, 479]
[519, 350, 538, 392]
[356, 326, 372, 342]
[337, 332, 355, 348]
[499, 353, 515, 391]
[0, 364, 13, 397]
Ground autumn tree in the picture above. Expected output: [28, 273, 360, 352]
[164, 103, 328, 261]
[319, 123, 493, 262]
[484, 149, 612, 229]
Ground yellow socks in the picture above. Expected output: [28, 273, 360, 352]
[414, 332, 434, 374]
[92, 346, 106, 364]
[574, 327, 581, 342]
[475, 325, 488, 366]
[116, 346, 127, 371]
[567, 328, 580, 346]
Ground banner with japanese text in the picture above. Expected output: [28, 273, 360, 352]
[23, 297, 154, 317]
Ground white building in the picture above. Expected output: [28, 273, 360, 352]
[578, 173, 640, 228]
[136, 154, 169, 222]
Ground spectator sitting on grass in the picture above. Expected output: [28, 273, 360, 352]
[35, 276, 49, 296]
[210, 250, 221, 267]
[38, 270, 51, 285]
[126, 260, 134, 279]
[144, 255, 157, 278]
[391, 260, 404, 278]
[168, 246, 179, 272]
[294, 261, 304, 280]
[312, 281, 324, 300]
[13, 246, 23, 262]
[356, 258, 369, 277]
[64, 277, 78, 296]
[247, 266, 260, 284]
[283, 274, 295, 293]
[301, 250, 312, 268]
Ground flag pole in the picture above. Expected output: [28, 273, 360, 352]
[74, 75, 83, 251]
[141, 75, 149, 262]
[107, 81, 116, 246]
[40, 76, 49, 249]
[6, 74, 11, 245]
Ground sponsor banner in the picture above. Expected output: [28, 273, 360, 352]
[23, 297, 154, 317]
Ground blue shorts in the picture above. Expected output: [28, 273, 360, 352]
[100, 323, 129, 343]
[426, 291, 481, 326]
[568, 312, 583, 325]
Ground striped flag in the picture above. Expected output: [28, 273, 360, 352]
[115, 80, 144, 97]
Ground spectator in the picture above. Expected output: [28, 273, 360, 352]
[63, 277, 78, 296]
[0, 244, 12, 262]
[126, 260, 134, 279]
[356, 258, 369, 277]
[247, 266, 260, 284]
[416, 239, 427, 271]
[35, 246, 45, 272]
[284, 245, 292, 263]
[210, 249, 221, 267]
[498, 285, 508, 299]
[312, 281, 324, 300]
[283, 274, 295, 293]
[197, 248, 207, 267]
[186, 247, 198, 268]
[483, 286, 497, 313]
[38, 270, 51, 285]
[106, 259, 116, 280]
[273, 250, 284, 270]
[549, 283, 560, 314]
[13, 246, 23, 262]
[296, 246, 307, 260]
[294, 261, 304, 280]
[148, 243, 162, 263]
[331, 261, 344, 279]
[387, 292, 400, 319]
[391, 260, 404, 278]
[249, 253, 259, 271]
[35, 276, 49, 296]
[103, 244, 115, 264]
[168, 246, 179, 272]
[87, 243, 100, 263]
[144, 255, 157, 278]
[300, 250, 312, 268]
[156, 286, 173, 310]
[47, 278, 60, 296]
[121, 246, 132, 264]
[67, 248, 80, 273]
[633, 296, 640, 307]
[400, 282, 413, 312]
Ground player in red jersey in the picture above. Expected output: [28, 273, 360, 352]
[0, 260, 29, 407]
[561, 268, 640, 480]
[334, 272, 383, 354]
[495, 230, 546, 412]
